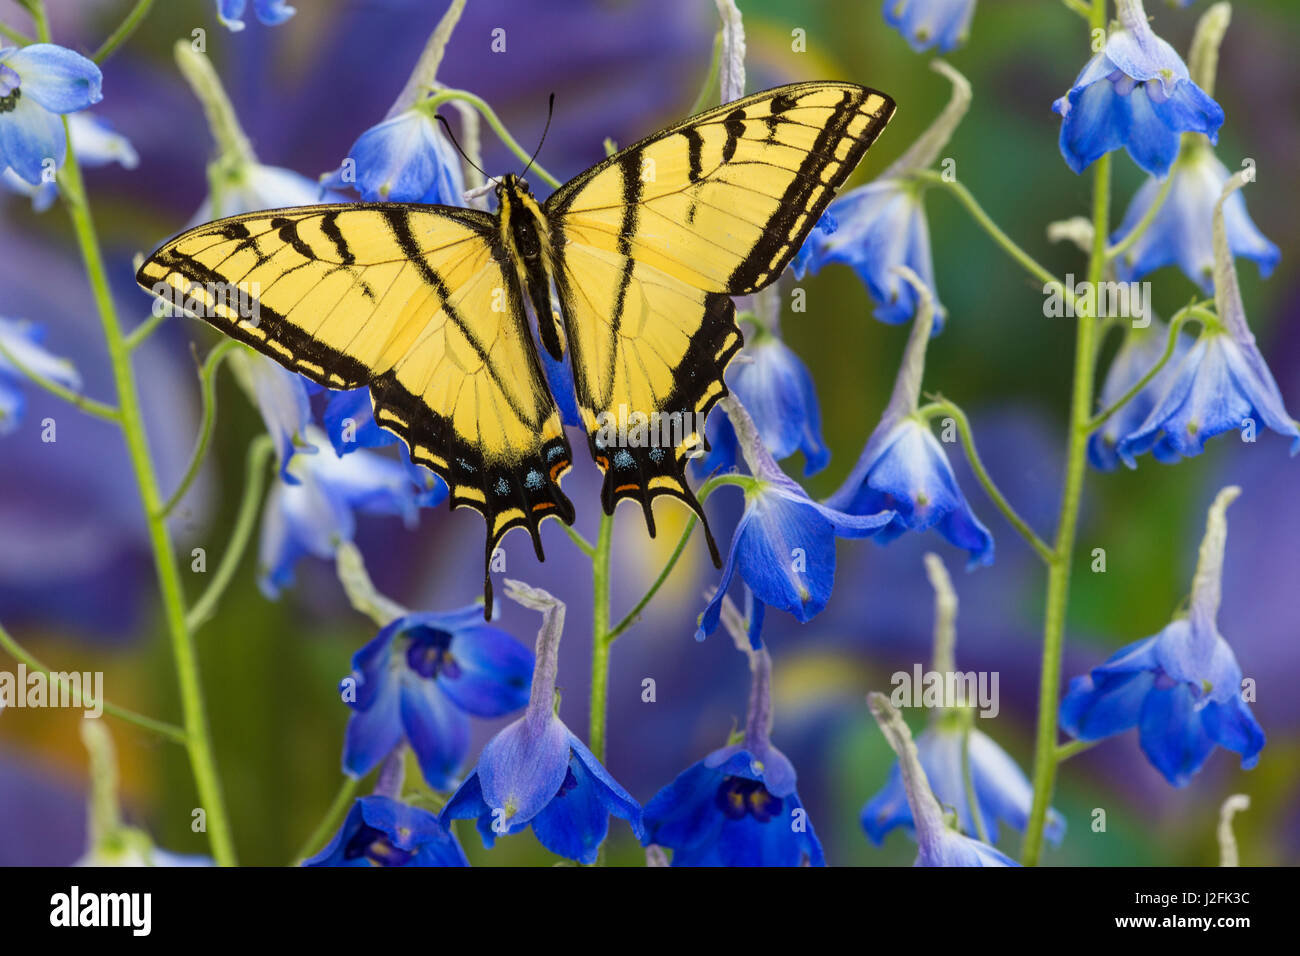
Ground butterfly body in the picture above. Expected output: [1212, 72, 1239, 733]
[137, 82, 896, 616]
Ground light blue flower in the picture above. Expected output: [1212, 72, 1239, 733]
[796, 178, 942, 327]
[1114, 173, 1298, 465]
[695, 399, 894, 643]
[198, 162, 335, 222]
[303, 795, 468, 867]
[696, 329, 830, 477]
[342, 606, 533, 791]
[441, 583, 643, 864]
[863, 722, 1065, 847]
[1112, 145, 1279, 293]
[257, 427, 438, 598]
[232, 351, 314, 483]
[0, 318, 80, 435]
[883, 0, 977, 54]
[0, 43, 103, 184]
[868, 693, 1019, 866]
[1053, 2, 1223, 177]
[825, 271, 993, 567]
[322, 108, 465, 205]
[216, 0, 296, 32]
[2, 113, 136, 212]
[1060, 487, 1264, 787]
[1088, 318, 1192, 471]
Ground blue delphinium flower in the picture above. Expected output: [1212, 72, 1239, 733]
[643, 628, 825, 866]
[2, 113, 137, 212]
[0, 43, 102, 185]
[319, 385, 448, 507]
[230, 351, 314, 483]
[216, 0, 296, 31]
[1112, 146, 1279, 293]
[342, 605, 533, 790]
[1053, 0, 1223, 177]
[1088, 317, 1192, 471]
[868, 693, 1019, 866]
[303, 795, 468, 867]
[863, 555, 1063, 848]
[442, 582, 643, 864]
[258, 426, 439, 598]
[795, 62, 968, 328]
[322, 107, 465, 205]
[0, 318, 80, 435]
[826, 268, 993, 567]
[696, 326, 830, 478]
[1115, 174, 1299, 465]
[1060, 486, 1264, 786]
[883, 0, 977, 54]
[695, 397, 894, 643]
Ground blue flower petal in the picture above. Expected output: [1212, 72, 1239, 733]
[440, 625, 533, 717]
[400, 677, 470, 791]
[0, 92, 65, 184]
[3, 44, 102, 113]
[1138, 682, 1216, 787]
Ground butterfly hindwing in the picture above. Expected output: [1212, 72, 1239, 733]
[137, 203, 575, 613]
[545, 82, 894, 547]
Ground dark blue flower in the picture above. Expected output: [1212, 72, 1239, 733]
[1060, 487, 1264, 786]
[1053, 9, 1224, 177]
[322, 108, 465, 205]
[862, 721, 1064, 847]
[642, 640, 824, 867]
[217, 0, 296, 31]
[303, 795, 468, 867]
[0, 43, 102, 185]
[0, 317, 80, 435]
[342, 606, 533, 790]
[441, 582, 642, 864]
[795, 178, 943, 327]
[696, 331, 830, 477]
[868, 693, 1018, 866]
[1088, 318, 1192, 471]
[883, 0, 977, 54]
[257, 426, 440, 598]
[1113, 146, 1279, 293]
[695, 400, 894, 643]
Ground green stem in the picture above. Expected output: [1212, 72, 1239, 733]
[124, 310, 170, 352]
[293, 775, 362, 865]
[54, 102, 236, 864]
[918, 401, 1054, 563]
[0, 338, 120, 423]
[689, 30, 724, 115]
[159, 340, 239, 518]
[1021, 126, 1111, 869]
[0, 20, 34, 44]
[607, 516, 697, 643]
[420, 90, 561, 189]
[1061, 0, 1092, 18]
[915, 170, 1078, 313]
[0, 621, 188, 744]
[1105, 171, 1172, 262]
[589, 513, 614, 764]
[1085, 308, 1195, 431]
[186, 435, 274, 631]
[92, 0, 155, 62]
[1055, 738, 1097, 762]
[559, 522, 596, 558]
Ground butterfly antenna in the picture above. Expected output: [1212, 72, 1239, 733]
[520, 93, 555, 181]
[435, 113, 496, 185]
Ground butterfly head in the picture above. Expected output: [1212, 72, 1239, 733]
[496, 173, 531, 201]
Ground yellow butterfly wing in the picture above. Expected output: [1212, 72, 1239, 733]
[544, 82, 895, 548]
[136, 204, 575, 613]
